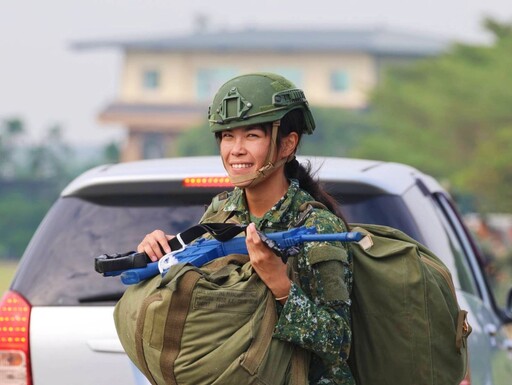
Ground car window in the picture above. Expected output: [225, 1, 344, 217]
[340, 186, 480, 295]
[12, 195, 209, 306]
[401, 185, 480, 295]
[430, 195, 481, 296]
[337, 193, 425, 244]
[432, 193, 490, 300]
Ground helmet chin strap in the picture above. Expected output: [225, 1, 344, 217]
[229, 120, 293, 188]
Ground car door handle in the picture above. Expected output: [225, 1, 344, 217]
[87, 338, 125, 353]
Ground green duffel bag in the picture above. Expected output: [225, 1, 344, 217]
[114, 254, 309, 385]
[347, 223, 472, 385]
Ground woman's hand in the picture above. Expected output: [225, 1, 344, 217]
[137, 230, 174, 262]
[245, 223, 291, 303]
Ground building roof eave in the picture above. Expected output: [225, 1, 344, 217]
[98, 102, 205, 131]
[72, 27, 450, 57]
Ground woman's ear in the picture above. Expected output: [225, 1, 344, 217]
[280, 132, 299, 157]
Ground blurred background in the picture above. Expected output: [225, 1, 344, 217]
[1, 0, 511, 307]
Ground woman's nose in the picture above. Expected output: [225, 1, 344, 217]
[231, 137, 246, 155]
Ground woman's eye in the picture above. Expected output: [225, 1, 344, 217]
[247, 131, 263, 138]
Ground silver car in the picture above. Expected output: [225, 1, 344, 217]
[2, 156, 511, 385]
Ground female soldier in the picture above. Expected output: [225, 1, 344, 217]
[137, 73, 355, 385]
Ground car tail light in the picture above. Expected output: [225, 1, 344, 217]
[0, 291, 32, 385]
[183, 176, 232, 188]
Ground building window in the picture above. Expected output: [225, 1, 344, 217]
[196, 68, 237, 101]
[143, 133, 165, 159]
[330, 71, 350, 92]
[262, 68, 302, 87]
[142, 69, 160, 90]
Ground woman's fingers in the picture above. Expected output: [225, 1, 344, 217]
[245, 223, 269, 261]
[246, 223, 290, 298]
[137, 230, 174, 261]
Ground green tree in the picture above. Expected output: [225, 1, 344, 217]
[0, 118, 124, 260]
[103, 141, 121, 163]
[351, 17, 512, 212]
[0, 118, 25, 177]
[175, 122, 221, 156]
[301, 107, 375, 156]
[459, 126, 512, 212]
[26, 124, 74, 183]
[0, 192, 53, 259]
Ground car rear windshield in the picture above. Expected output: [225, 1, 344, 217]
[12, 195, 210, 306]
[12, 192, 420, 306]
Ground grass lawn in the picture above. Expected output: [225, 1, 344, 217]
[0, 260, 19, 296]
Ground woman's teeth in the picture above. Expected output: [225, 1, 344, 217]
[232, 163, 252, 169]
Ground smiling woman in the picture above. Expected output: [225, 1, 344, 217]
[219, 125, 273, 181]
[218, 124, 297, 218]
[136, 72, 355, 384]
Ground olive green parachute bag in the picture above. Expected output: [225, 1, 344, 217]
[114, 254, 309, 385]
[347, 223, 472, 385]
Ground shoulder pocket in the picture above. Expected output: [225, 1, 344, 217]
[308, 244, 349, 265]
[308, 245, 350, 303]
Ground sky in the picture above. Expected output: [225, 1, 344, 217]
[0, 0, 511, 146]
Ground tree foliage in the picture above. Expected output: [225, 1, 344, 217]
[0, 119, 122, 259]
[175, 122, 219, 156]
[301, 107, 375, 157]
[0, 118, 26, 177]
[351, 17, 512, 212]
[0, 192, 53, 259]
[25, 124, 73, 182]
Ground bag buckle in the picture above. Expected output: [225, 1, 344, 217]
[158, 233, 187, 273]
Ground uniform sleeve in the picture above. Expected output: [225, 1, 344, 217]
[273, 281, 351, 365]
[272, 213, 353, 368]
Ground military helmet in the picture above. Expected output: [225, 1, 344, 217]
[208, 72, 315, 134]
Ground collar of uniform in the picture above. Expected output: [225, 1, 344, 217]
[222, 187, 246, 214]
[222, 179, 301, 229]
[267, 179, 300, 221]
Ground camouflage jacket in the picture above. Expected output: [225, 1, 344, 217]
[200, 180, 355, 385]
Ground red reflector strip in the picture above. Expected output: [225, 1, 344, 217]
[183, 177, 233, 188]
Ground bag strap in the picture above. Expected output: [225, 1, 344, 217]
[160, 270, 202, 385]
[290, 346, 309, 385]
[168, 222, 246, 252]
[134, 292, 162, 385]
[240, 289, 278, 374]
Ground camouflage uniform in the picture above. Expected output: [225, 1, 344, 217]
[201, 179, 355, 385]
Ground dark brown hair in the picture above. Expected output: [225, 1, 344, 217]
[278, 109, 347, 224]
